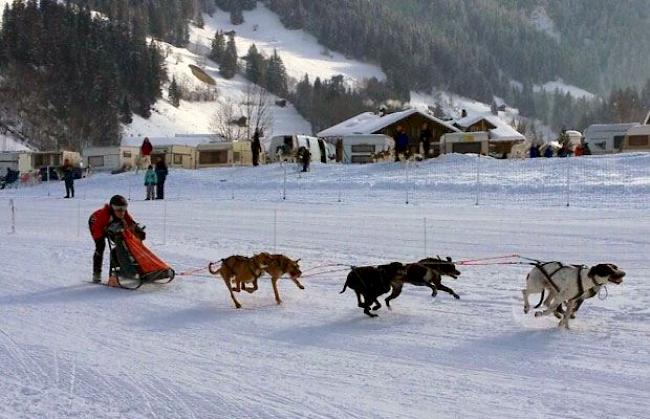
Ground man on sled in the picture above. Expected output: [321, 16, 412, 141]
[88, 195, 146, 286]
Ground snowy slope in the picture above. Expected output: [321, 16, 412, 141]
[0, 133, 30, 152]
[535, 79, 596, 100]
[123, 42, 311, 142]
[0, 155, 649, 418]
[192, 4, 385, 85]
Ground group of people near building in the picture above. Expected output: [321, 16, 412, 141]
[393, 123, 435, 162]
[140, 138, 168, 200]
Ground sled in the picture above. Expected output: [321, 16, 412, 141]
[108, 227, 175, 290]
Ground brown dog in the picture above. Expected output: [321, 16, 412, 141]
[253, 252, 303, 305]
[208, 254, 267, 309]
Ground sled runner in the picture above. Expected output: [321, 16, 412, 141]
[107, 223, 175, 290]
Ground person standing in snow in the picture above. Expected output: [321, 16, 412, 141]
[88, 195, 144, 284]
[144, 165, 157, 200]
[252, 128, 262, 166]
[420, 122, 433, 158]
[300, 147, 311, 172]
[529, 144, 541, 158]
[155, 157, 168, 199]
[61, 158, 75, 198]
[394, 125, 409, 162]
[139, 137, 153, 173]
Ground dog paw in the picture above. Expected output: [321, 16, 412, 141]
[534, 311, 543, 317]
[524, 308, 529, 314]
[453, 294, 460, 300]
[298, 285, 305, 289]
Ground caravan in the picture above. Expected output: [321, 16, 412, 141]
[584, 123, 638, 154]
[331, 134, 394, 164]
[267, 135, 335, 163]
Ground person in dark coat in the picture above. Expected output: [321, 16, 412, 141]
[154, 157, 168, 199]
[300, 147, 311, 172]
[543, 146, 554, 158]
[420, 122, 433, 158]
[583, 142, 592, 156]
[394, 125, 409, 162]
[62, 158, 75, 198]
[529, 144, 541, 158]
[252, 128, 262, 166]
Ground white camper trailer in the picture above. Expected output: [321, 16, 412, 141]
[83, 146, 139, 172]
[440, 131, 489, 155]
[268, 135, 334, 163]
[332, 134, 394, 164]
[584, 123, 638, 154]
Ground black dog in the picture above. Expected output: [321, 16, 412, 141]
[340, 262, 405, 317]
[384, 256, 461, 308]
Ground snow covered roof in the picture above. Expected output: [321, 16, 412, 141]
[317, 109, 460, 138]
[455, 113, 525, 142]
[121, 135, 224, 148]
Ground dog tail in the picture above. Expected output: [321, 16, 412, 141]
[208, 262, 221, 275]
[340, 281, 348, 294]
[534, 289, 545, 309]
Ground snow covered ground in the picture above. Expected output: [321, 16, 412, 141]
[1, 154, 649, 418]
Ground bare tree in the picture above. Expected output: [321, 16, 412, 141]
[241, 83, 273, 140]
[210, 99, 247, 142]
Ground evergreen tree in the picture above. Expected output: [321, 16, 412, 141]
[244, 44, 265, 85]
[265, 49, 288, 97]
[120, 96, 133, 124]
[210, 30, 226, 63]
[219, 33, 238, 79]
[169, 76, 181, 107]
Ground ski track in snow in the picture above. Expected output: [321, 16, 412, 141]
[1, 156, 650, 418]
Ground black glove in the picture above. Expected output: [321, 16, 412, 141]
[134, 224, 146, 241]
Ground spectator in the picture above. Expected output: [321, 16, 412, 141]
[529, 144, 541, 158]
[420, 122, 433, 158]
[543, 146, 554, 158]
[144, 165, 157, 200]
[583, 142, 592, 156]
[394, 125, 409, 162]
[154, 157, 168, 199]
[62, 158, 75, 198]
[252, 128, 262, 166]
[139, 137, 153, 172]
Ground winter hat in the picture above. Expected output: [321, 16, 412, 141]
[109, 195, 128, 209]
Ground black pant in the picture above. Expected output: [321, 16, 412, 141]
[423, 141, 431, 158]
[93, 237, 106, 275]
[252, 150, 260, 166]
[65, 179, 74, 197]
[156, 181, 165, 199]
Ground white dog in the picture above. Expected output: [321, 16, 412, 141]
[522, 262, 625, 329]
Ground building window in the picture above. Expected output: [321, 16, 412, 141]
[628, 135, 649, 147]
[123, 151, 132, 158]
[614, 136, 625, 149]
[199, 150, 228, 164]
[452, 142, 482, 154]
[173, 154, 183, 165]
[88, 156, 105, 167]
[351, 144, 375, 153]
[233, 152, 240, 162]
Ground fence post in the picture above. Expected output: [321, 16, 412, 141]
[405, 160, 410, 205]
[9, 199, 15, 234]
[565, 163, 571, 207]
[475, 153, 481, 206]
[423, 217, 427, 258]
[337, 165, 342, 203]
[273, 209, 277, 252]
[46, 165, 51, 197]
[231, 161, 235, 200]
[76, 200, 81, 238]
[282, 163, 287, 200]
[163, 199, 167, 245]
[128, 171, 132, 201]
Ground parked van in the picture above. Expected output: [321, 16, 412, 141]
[584, 123, 638, 154]
[267, 135, 334, 163]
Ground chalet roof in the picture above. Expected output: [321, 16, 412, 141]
[317, 109, 460, 137]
